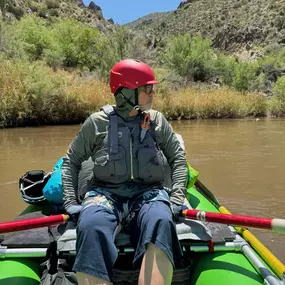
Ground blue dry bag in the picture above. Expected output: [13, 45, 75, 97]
[42, 158, 64, 205]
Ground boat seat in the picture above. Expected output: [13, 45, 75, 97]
[57, 218, 235, 254]
[57, 196, 236, 253]
[0, 197, 235, 250]
[57, 216, 213, 253]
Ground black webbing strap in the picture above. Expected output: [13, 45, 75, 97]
[109, 113, 118, 154]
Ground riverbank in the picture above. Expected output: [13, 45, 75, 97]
[0, 61, 284, 128]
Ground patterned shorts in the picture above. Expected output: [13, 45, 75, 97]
[81, 186, 171, 231]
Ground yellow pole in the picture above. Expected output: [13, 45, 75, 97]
[219, 206, 285, 280]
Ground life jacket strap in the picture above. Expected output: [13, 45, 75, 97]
[101, 105, 119, 154]
[109, 114, 118, 154]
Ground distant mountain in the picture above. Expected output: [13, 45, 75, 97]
[3, 0, 285, 52]
[125, 12, 171, 30]
[126, 0, 285, 51]
[1, 0, 113, 32]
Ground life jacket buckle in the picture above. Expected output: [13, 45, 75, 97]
[140, 113, 151, 142]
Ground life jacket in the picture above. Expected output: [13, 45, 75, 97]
[91, 105, 167, 187]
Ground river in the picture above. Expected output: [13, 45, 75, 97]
[0, 118, 284, 263]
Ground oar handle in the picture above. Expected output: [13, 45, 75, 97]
[272, 219, 285, 234]
[182, 209, 285, 234]
[0, 214, 69, 234]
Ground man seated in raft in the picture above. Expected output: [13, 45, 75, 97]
[62, 59, 188, 285]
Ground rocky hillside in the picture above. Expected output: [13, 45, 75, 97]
[0, 0, 113, 32]
[126, 12, 171, 30]
[126, 0, 285, 51]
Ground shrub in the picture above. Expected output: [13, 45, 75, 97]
[3, 15, 51, 60]
[268, 98, 285, 116]
[37, 5, 48, 18]
[7, 4, 24, 19]
[231, 62, 259, 92]
[95, 27, 157, 80]
[125, 33, 155, 65]
[153, 87, 267, 119]
[45, 19, 106, 70]
[0, 57, 114, 127]
[258, 48, 285, 84]
[217, 55, 259, 91]
[215, 54, 237, 86]
[273, 76, 285, 102]
[45, 0, 60, 9]
[164, 34, 216, 82]
[249, 72, 268, 93]
[152, 67, 186, 95]
[49, 8, 59, 17]
[0, 58, 32, 127]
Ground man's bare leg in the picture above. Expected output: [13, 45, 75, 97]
[77, 272, 113, 285]
[138, 242, 173, 285]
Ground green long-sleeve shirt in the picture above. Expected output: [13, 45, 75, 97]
[62, 109, 188, 208]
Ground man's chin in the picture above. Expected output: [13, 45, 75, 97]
[140, 104, 153, 112]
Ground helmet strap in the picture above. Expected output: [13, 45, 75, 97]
[118, 89, 141, 113]
[134, 88, 140, 111]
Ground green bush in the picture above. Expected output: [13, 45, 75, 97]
[249, 72, 268, 93]
[48, 8, 59, 17]
[215, 54, 237, 86]
[164, 35, 216, 82]
[258, 47, 285, 83]
[45, 0, 60, 9]
[7, 4, 24, 19]
[217, 55, 259, 91]
[37, 5, 48, 18]
[0, 58, 31, 127]
[273, 76, 285, 102]
[108, 26, 132, 60]
[95, 26, 157, 80]
[1, 15, 121, 74]
[2, 15, 51, 60]
[0, 58, 88, 127]
[231, 62, 259, 92]
[45, 18, 106, 70]
[30, 1, 39, 12]
[268, 98, 285, 116]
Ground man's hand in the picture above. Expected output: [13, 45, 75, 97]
[171, 203, 188, 221]
[65, 205, 82, 223]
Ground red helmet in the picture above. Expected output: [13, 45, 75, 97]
[110, 59, 159, 94]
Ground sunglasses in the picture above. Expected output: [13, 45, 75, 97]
[142, 84, 154, 95]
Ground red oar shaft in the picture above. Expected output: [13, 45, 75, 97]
[0, 214, 69, 234]
[182, 209, 285, 234]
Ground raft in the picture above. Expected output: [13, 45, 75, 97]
[0, 178, 284, 285]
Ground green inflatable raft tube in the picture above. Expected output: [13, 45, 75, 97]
[187, 188, 265, 285]
[0, 184, 283, 285]
[0, 259, 40, 285]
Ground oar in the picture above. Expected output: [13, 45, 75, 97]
[0, 214, 69, 234]
[194, 179, 285, 280]
[181, 209, 285, 234]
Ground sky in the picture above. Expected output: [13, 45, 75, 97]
[82, 0, 182, 25]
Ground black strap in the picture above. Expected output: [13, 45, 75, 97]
[109, 114, 118, 154]
[101, 105, 119, 154]
[118, 90, 141, 111]
[46, 241, 58, 275]
[134, 88, 139, 110]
